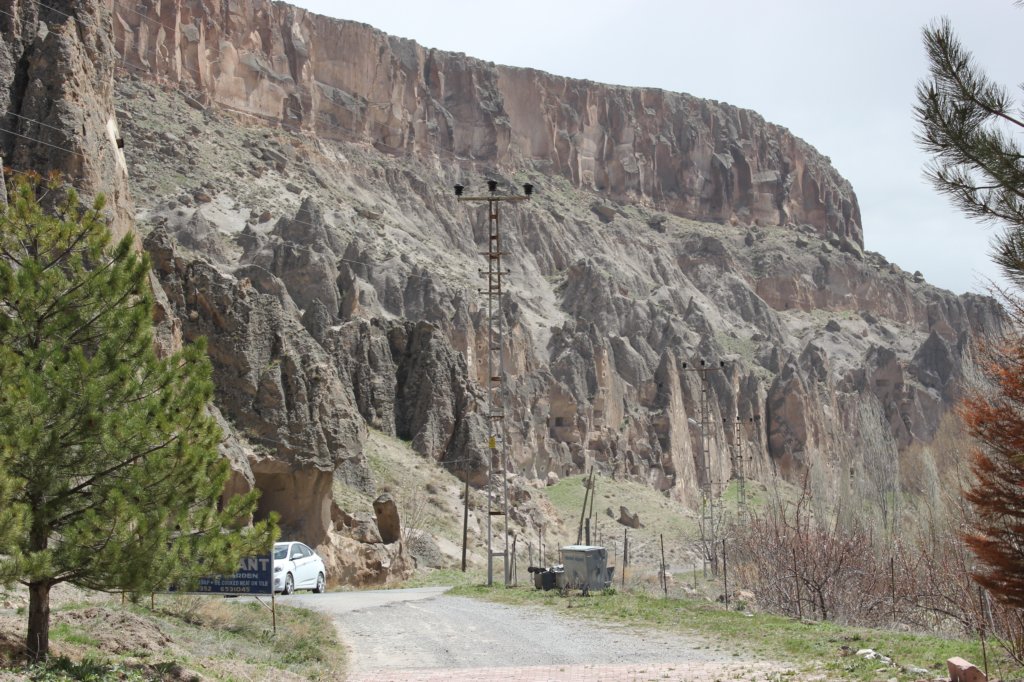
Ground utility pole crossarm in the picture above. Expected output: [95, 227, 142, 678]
[457, 195, 531, 202]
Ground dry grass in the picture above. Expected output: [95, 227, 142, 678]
[541, 473, 704, 572]
[0, 593, 344, 681]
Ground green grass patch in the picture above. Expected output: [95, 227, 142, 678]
[450, 584, 1021, 681]
[544, 474, 696, 538]
[393, 567, 485, 589]
[540, 474, 700, 569]
[23, 657, 148, 681]
[49, 622, 100, 648]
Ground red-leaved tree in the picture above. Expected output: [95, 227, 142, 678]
[961, 338, 1024, 609]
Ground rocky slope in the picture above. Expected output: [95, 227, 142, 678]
[0, 0, 1004, 584]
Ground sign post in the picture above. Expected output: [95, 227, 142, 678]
[167, 553, 277, 632]
[193, 554, 274, 595]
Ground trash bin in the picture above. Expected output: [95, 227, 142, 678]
[541, 570, 558, 591]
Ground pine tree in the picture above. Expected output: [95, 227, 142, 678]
[915, 17, 1024, 287]
[0, 174, 276, 660]
[916, 16, 1024, 608]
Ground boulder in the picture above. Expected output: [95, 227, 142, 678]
[855, 648, 892, 665]
[373, 493, 402, 544]
[406, 529, 446, 569]
[333, 508, 383, 544]
[591, 203, 618, 223]
[319, 534, 413, 587]
[618, 506, 643, 529]
[546, 471, 560, 486]
[947, 657, 986, 682]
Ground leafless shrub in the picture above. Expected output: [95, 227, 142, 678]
[732, 472, 880, 623]
[733, 465, 1024, 657]
[399, 487, 430, 543]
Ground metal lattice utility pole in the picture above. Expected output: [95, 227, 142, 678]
[454, 179, 533, 587]
[732, 416, 745, 511]
[684, 361, 725, 509]
[684, 359, 726, 574]
[727, 413, 761, 517]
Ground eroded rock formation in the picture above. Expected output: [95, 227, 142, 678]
[2, 0, 1007, 587]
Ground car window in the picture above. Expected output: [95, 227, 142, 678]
[297, 544, 312, 558]
[273, 544, 289, 560]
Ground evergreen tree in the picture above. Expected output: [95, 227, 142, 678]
[915, 17, 1024, 286]
[916, 16, 1024, 608]
[0, 174, 276, 661]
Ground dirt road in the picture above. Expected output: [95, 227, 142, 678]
[284, 587, 797, 681]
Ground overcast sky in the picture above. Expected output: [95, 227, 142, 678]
[291, 1, 1023, 296]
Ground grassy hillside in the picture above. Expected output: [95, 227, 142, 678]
[335, 430, 469, 541]
[333, 429, 806, 580]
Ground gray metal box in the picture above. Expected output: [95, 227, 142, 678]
[557, 545, 609, 592]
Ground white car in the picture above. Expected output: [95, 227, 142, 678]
[273, 541, 327, 594]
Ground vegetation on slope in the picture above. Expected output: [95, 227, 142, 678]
[452, 582, 1021, 681]
[0, 591, 343, 680]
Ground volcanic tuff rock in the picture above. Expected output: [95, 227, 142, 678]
[109, 0, 860, 244]
[2, 0, 1008, 584]
[0, 0, 184, 354]
[0, 0, 133, 239]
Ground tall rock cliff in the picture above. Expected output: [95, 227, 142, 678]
[3, 0, 1004, 583]
[109, 0, 861, 243]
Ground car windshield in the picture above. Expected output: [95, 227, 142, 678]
[273, 544, 289, 560]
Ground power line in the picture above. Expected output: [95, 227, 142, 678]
[0, 125, 82, 157]
[4, 109, 76, 135]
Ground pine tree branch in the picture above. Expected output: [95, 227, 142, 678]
[57, 434, 181, 502]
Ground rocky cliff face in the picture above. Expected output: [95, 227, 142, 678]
[1, 0, 134, 240]
[110, 0, 861, 244]
[3, 0, 1005, 585]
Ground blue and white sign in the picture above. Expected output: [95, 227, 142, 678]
[192, 554, 274, 595]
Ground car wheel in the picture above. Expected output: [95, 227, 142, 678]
[313, 572, 325, 594]
[282, 573, 294, 595]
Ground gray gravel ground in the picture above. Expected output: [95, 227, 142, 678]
[283, 587, 794, 680]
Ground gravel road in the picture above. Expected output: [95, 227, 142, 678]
[284, 587, 797, 681]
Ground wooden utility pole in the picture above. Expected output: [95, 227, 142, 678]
[660, 534, 668, 598]
[577, 467, 594, 545]
[461, 467, 470, 572]
[722, 539, 729, 609]
[588, 474, 597, 531]
[621, 528, 628, 588]
[539, 525, 544, 567]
